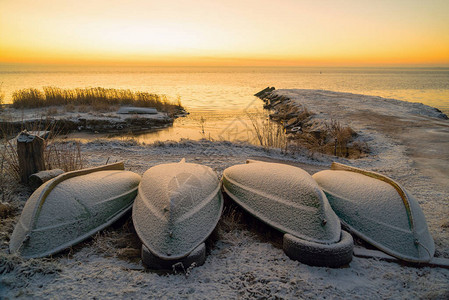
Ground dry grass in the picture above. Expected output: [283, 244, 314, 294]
[247, 112, 288, 151]
[0, 126, 84, 182]
[0, 83, 4, 110]
[44, 140, 84, 172]
[218, 197, 283, 248]
[11, 87, 183, 113]
[325, 119, 357, 157]
[288, 119, 368, 158]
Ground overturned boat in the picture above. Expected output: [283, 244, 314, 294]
[312, 162, 435, 263]
[132, 159, 223, 266]
[222, 160, 353, 267]
[117, 106, 158, 114]
[9, 162, 141, 258]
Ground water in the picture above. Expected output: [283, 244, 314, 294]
[1, 65, 448, 142]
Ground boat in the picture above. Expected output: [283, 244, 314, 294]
[132, 159, 223, 262]
[222, 160, 353, 267]
[9, 162, 141, 258]
[312, 162, 435, 263]
[117, 106, 158, 114]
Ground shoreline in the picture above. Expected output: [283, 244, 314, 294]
[1, 90, 448, 298]
[0, 105, 187, 136]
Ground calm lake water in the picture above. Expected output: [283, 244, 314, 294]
[1, 65, 448, 143]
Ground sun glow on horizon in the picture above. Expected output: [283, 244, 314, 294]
[1, 0, 449, 66]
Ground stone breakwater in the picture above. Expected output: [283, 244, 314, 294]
[254, 87, 368, 158]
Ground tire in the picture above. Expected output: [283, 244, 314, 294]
[141, 243, 206, 271]
[283, 230, 354, 268]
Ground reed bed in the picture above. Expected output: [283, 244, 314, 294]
[11, 87, 182, 113]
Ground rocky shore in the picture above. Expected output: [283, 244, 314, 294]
[255, 87, 366, 158]
[0, 106, 188, 136]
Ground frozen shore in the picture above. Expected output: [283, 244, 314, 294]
[1, 90, 449, 299]
[0, 106, 177, 135]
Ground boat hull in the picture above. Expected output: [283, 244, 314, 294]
[222, 161, 341, 244]
[10, 162, 141, 258]
[312, 162, 435, 262]
[133, 160, 223, 260]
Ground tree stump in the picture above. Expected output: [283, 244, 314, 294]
[17, 131, 45, 184]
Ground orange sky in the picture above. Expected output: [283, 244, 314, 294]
[1, 0, 448, 66]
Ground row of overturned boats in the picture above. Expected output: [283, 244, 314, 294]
[9, 159, 436, 269]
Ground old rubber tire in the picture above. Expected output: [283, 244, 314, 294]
[141, 243, 206, 271]
[283, 230, 354, 267]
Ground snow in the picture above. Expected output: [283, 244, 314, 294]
[1, 89, 449, 298]
[133, 160, 223, 260]
[313, 170, 435, 262]
[9, 170, 141, 258]
[223, 161, 341, 244]
[0, 106, 169, 122]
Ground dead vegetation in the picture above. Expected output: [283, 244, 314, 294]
[0, 125, 84, 182]
[255, 89, 370, 158]
[247, 112, 288, 151]
[11, 86, 183, 115]
[0, 83, 4, 110]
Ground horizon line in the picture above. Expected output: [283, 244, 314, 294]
[1, 61, 449, 68]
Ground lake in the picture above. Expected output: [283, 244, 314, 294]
[1, 65, 448, 143]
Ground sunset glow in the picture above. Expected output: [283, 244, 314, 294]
[1, 0, 448, 66]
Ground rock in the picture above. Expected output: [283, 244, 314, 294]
[254, 87, 275, 98]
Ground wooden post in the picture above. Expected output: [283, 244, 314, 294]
[17, 131, 45, 184]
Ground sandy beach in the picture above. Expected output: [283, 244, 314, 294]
[1, 90, 448, 299]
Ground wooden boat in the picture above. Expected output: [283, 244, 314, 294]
[9, 162, 141, 258]
[222, 160, 353, 267]
[132, 159, 223, 261]
[312, 162, 435, 263]
[117, 107, 158, 114]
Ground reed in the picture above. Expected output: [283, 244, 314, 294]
[11, 87, 183, 113]
[1, 126, 84, 182]
[288, 119, 368, 158]
[0, 83, 4, 110]
[247, 112, 288, 151]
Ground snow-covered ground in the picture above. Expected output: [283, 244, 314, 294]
[0, 106, 170, 123]
[1, 90, 449, 299]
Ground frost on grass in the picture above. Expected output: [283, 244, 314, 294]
[1, 90, 449, 298]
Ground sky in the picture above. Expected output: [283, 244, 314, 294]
[1, 0, 448, 66]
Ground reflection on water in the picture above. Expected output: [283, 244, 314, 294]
[2, 65, 449, 143]
[2, 66, 448, 113]
[66, 108, 270, 145]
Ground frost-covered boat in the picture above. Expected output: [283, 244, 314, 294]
[9, 162, 141, 258]
[132, 159, 223, 264]
[312, 162, 435, 263]
[117, 106, 158, 114]
[222, 160, 353, 267]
